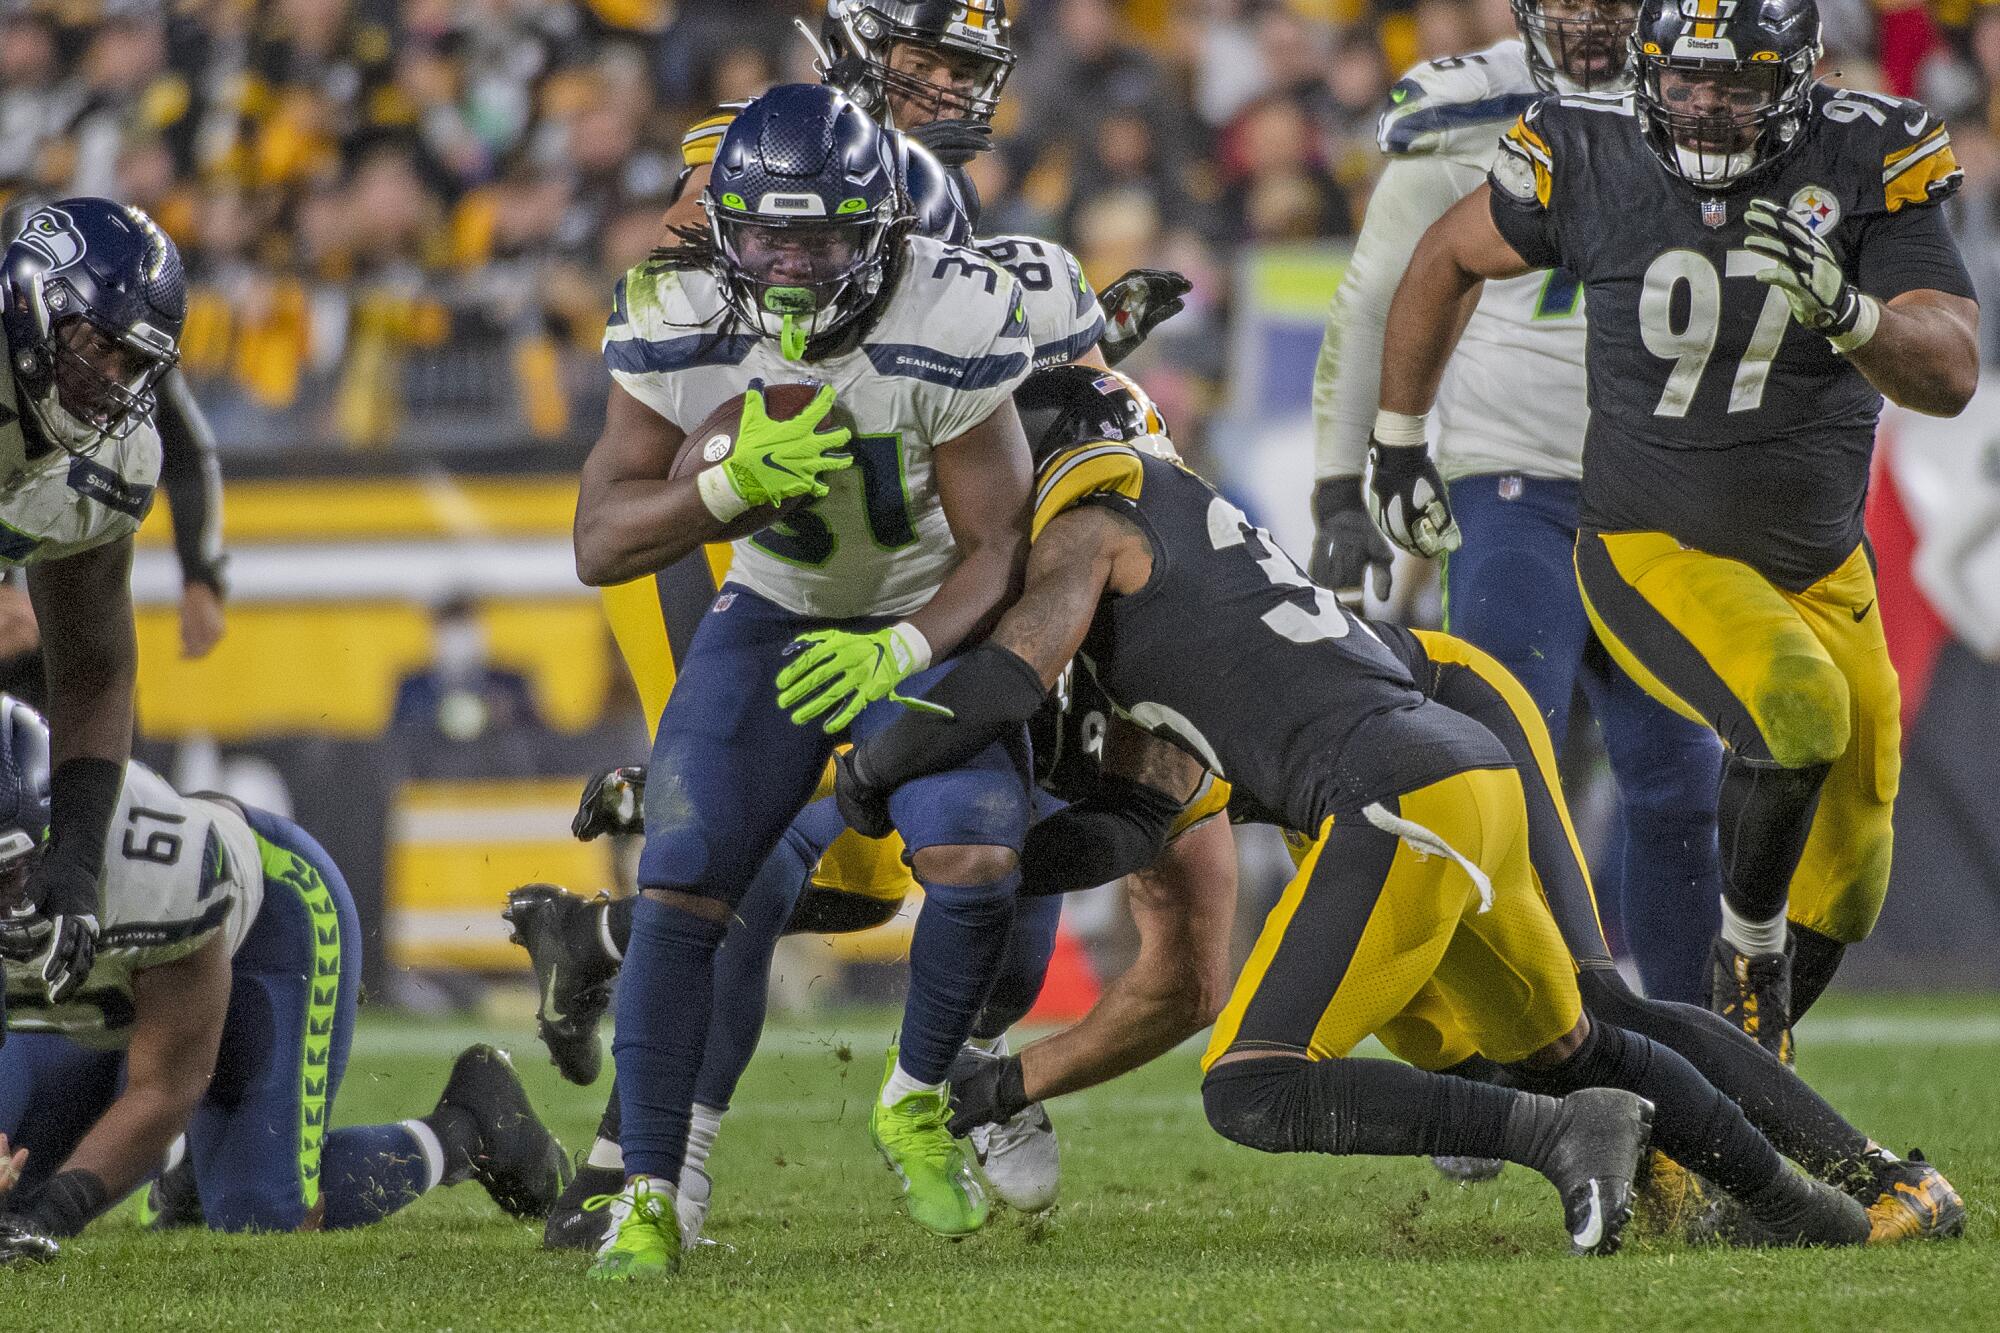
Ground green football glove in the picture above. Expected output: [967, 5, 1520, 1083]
[706, 384, 854, 515]
[1743, 198, 1878, 351]
[775, 624, 953, 733]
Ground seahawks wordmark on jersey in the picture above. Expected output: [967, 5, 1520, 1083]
[5, 764, 263, 1049]
[0, 367, 159, 567]
[974, 235, 1104, 369]
[1491, 84, 1972, 587]
[605, 234, 1032, 620]
[1379, 39, 1589, 479]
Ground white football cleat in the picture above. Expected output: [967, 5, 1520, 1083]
[971, 1100, 1060, 1213]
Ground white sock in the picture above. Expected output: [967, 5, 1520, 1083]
[967, 1032, 1008, 1056]
[598, 900, 623, 964]
[881, 1058, 942, 1108]
[399, 1118, 447, 1193]
[683, 1103, 723, 1176]
[162, 1133, 188, 1173]
[628, 1173, 677, 1204]
[1719, 897, 1788, 956]
[585, 1135, 624, 1171]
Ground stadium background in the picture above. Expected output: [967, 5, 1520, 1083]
[11, 0, 1993, 1003]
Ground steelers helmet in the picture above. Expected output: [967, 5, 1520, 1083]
[1632, 0, 1822, 188]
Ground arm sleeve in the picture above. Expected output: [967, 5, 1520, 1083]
[1019, 773, 1187, 897]
[1855, 195, 1976, 302]
[850, 643, 1050, 792]
[1311, 155, 1489, 480]
[154, 369, 226, 592]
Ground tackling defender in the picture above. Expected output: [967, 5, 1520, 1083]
[0, 697, 569, 1256]
[1373, 0, 1978, 1059]
[837, 366, 1869, 1256]
[1311, 0, 1726, 1002]
[573, 85, 1039, 1277]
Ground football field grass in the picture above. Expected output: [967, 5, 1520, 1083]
[3, 993, 1996, 1331]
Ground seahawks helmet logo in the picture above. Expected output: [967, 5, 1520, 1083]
[16, 207, 84, 272]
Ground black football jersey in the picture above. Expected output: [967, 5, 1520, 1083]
[1057, 455, 1509, 832]
[1489, 85, 1972, 590]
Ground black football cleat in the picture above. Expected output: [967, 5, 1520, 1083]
[544, 1160, 623, 1252]
[1537, 1088, 1653, 1257]
[1707, 937, 1794, 1065]
[503, 884, 619, 1086]
[140, 1152, 204, 1230]
[1855, 1148, 1966, 1244]
[434, 1044, 573, 1220]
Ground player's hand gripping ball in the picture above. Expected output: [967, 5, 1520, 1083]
[675, 383, 856, 540]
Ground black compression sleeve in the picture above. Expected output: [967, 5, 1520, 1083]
[23, 1169, 109, 1238]
[155, 370, 227, 593]
[43, 757, 121, 911]
[849, 643, 1049, 791]
[1020, 774, 1186, 896]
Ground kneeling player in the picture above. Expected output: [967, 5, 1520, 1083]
[839, 366, 1868, 1254]
[0, 697, 569, 1254]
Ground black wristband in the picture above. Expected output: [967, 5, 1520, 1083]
[27, 1169, 108, 1238]
[44, 757, 122, 911]
[181, 556, 228, 598]
[851, 643, 1048, 793]
[993, 1056, 1030, 1122]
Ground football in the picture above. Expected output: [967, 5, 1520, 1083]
[672, 382, 855, 542]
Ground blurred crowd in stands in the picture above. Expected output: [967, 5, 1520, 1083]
[4, 0, 1998, 453]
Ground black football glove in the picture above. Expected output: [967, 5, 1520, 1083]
[0, 852, 101, 1004]
[908, 118, 993, 169]
[0, 1218, 57, 1265]
[1309, 477, 1394, 605]
[1099, 268, 1192, 367]
[572, 766, 646, 841]
[1743, 197, 1871, 342]
[1364, 437, 1461, 558]
[832, 748, 893, 841]
[945, 1044, 1030, 1137]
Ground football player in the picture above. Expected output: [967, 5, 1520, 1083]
[0, 697, 569, 1257]
[1373, 0, 1978, 1060]
[835, 365, 1869, 1256]
[1311, 0, 1727, 1005]
[914, 365, 1960, 1247]
[0, 199, 188, 1014]
[573, 85, 1040, 1277]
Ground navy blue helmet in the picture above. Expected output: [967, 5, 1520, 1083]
[899, 134, 973, 246]
[0, 197, 186, 454]
[1633, 0, 1822, 188]
[817, 0, 1015, 126]
[0, 695, 51, 901]
[706, 84, 907, 360]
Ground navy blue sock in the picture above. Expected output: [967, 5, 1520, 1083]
[1619, 802, 1721, 1004]
[614, 894, 729, 1181]
[898, 871, 1019, 1083]
[974, 891, 1061, 1039]
[321, 1124, 435, 1229]
[692, 833, 812, 1111]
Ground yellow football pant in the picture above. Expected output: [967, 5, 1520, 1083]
[1575, 533, 1896, 944]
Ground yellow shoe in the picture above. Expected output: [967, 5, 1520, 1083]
[584, 1177, 681, 1280]
[1859, 1150, 1966, 1244]
[870, 1048, 989, 1238]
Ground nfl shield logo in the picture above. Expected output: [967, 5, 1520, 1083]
[1701, 198, 1727, 229]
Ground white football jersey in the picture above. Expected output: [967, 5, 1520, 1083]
[605, 234, 1033, 619]
[5, 763, 264, 1049]
[1316, 40, 1590, 483]
[0, 366, 161, 566]
[974, 235, 1105, 369]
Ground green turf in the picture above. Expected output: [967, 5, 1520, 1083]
[2, 994, 1996, 1331]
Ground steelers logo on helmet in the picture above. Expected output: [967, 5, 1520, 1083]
[704, 85, 909, 363]
[1786, 183, 1840, 235]
[814, 1, 1016, 127]
[1630, 0, 1821, 189]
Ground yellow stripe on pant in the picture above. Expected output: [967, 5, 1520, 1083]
[1575, 532, 1898, 943]
[1203, 766, 1581, 1073]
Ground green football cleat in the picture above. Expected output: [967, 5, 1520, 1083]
[870, 1049, 990, 1238]
[585, 1178, 681, 1281]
